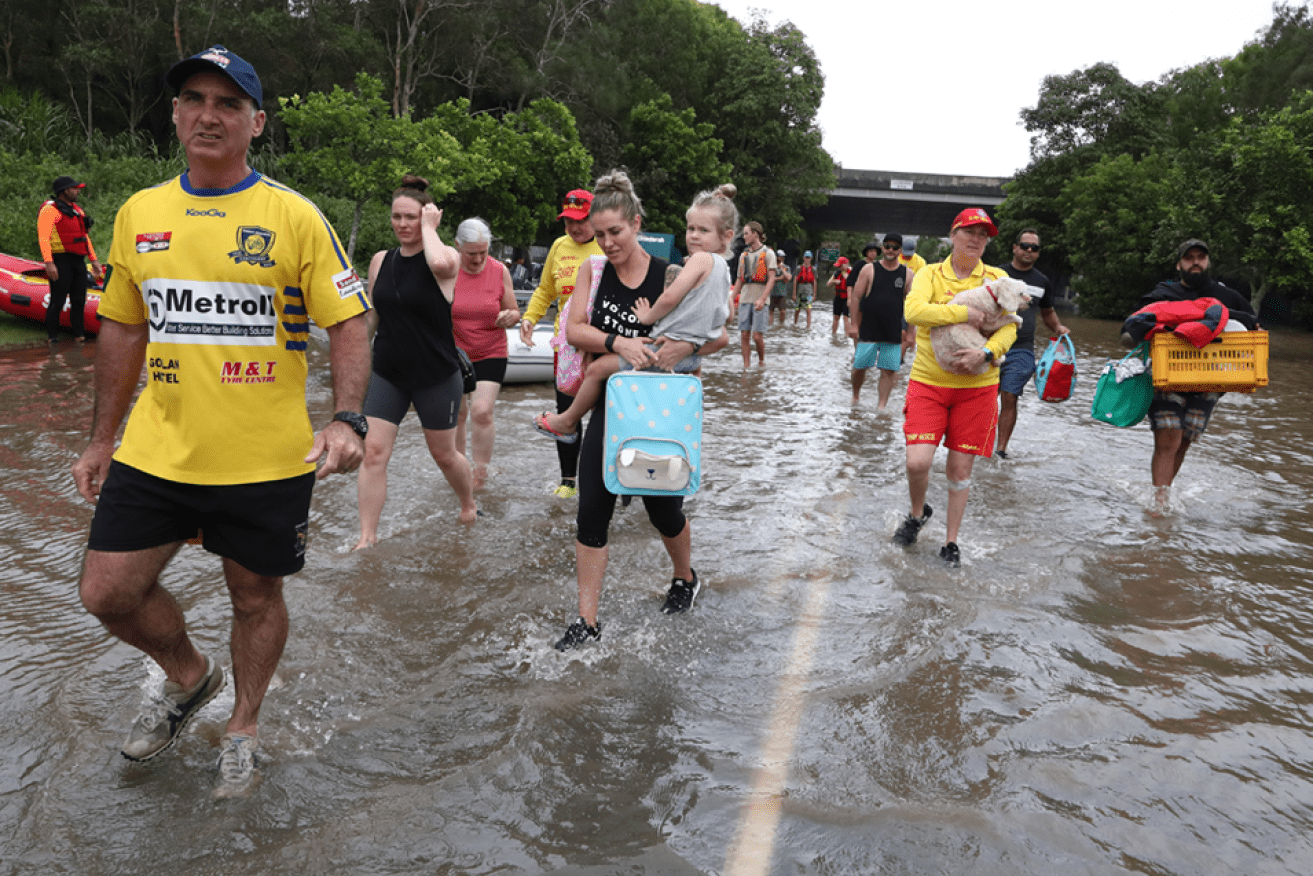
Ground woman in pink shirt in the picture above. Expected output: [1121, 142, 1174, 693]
[451, 217, 520, 488]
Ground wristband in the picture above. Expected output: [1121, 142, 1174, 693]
[982, 347, 994, 363]
[605, 333, 618, 353]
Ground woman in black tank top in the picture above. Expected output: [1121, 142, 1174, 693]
[552, 170, 730, 651]
[353, 180, 479, 550]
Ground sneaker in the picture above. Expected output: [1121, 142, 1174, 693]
[213, 733, 259, 799]
[661, 570, 701, 614]
[554, 617, 601, 651]
[121, 655, 225, 761]
[995, 449, 1009, 460]
[892, 503, 933, 547]
[939, 542, 961, 567]
[552, 481, 578, 499]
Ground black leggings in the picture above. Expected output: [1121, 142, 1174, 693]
[575, 390, 685, 549]
[47, 253, 88, 339]
[554, 387, 581, 480]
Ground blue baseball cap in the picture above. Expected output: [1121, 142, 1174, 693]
[166, 45, 262, 105]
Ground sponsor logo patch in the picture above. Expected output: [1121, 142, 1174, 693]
[228, 226, 277, 267]
[186, 208, 227, 218]
[142, 278, 278, 347]
[332, 268, 365, 300]
[135, 232, 172, 254]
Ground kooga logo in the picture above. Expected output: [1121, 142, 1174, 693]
[186, 208, 227, 217]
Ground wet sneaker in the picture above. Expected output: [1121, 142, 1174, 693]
[995, 449, 1009, 460]
[661, 570, 700, 614]
[121, 655, 225, 762]
[213, 733, 259, 799]
[552, 481, 578, 499]
[939, 542, 961, 567]
[554, 617, 601, 651]
[892, 503, 933, 547]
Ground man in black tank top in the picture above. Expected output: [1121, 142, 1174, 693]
[847, 234, 911, 408]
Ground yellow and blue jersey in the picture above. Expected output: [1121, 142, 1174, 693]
[100, 171, 369, 485]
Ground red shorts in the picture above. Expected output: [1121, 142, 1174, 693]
[903, 380, 998, 457]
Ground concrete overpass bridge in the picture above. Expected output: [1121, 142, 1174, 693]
[801, 167, 1009, 237]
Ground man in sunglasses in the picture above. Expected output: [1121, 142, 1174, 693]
[995, 228, 1068, 458]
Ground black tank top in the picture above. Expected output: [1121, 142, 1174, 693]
[589, 256, 668, 338]
[370, 248, 459, 388]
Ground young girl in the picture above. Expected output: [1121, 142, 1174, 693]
[533, 184, 737, 443]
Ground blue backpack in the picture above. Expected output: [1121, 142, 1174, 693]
[603, 372, 703, 496]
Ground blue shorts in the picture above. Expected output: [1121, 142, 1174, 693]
[998, 349, 1036, 395]
[738, 302, 769, 333]
[853, 341, 901, 371]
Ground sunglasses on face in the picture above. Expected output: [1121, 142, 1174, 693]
[1016, 242, 1040, 252]
[882, 243, 900, 250]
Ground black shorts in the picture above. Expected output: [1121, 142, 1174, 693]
[363, 369, 462, 430]
[471, 356, 507, 385]
[87, 461, 315, 576]
[832, 296, 848, 317]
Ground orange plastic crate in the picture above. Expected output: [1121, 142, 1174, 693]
[1150, 330, 1268, 393]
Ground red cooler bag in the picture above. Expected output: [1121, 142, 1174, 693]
[1035, 334, 1076, 402]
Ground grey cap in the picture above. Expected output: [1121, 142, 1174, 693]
[1177, 238, 1209, 259]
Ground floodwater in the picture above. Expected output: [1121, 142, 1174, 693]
[2, 316, 1312, 875]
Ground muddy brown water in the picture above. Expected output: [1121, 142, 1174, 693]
[2, 317, 1311, 875]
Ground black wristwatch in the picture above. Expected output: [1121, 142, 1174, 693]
[981, 347, 995, 364]
[332, 411, 368, 440]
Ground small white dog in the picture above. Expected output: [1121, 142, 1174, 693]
[928, 277, 1031, 375]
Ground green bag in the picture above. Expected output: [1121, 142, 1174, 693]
[1091, 342, 1154, 428]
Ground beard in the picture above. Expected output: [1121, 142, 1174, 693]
[1180, 267, 1209, 289]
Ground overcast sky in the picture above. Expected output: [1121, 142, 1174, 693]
[712, 0, 1284, 179]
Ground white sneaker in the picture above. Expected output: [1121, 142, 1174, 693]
[213, 733, 260, 798]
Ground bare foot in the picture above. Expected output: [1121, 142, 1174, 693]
[351, 535, 377, 551]
[459, 505, 479, 524]
[472, 464, 488, 491]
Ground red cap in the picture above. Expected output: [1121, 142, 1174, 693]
[558, 189, 593, 220]
[834, 256, 850, 266]
[950, 208, 998, 237]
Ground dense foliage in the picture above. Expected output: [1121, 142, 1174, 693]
[998, 1, 1313, 326]
[0, 0, 834, 270]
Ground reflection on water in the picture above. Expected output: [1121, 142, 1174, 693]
[2, 319, 1312, 875]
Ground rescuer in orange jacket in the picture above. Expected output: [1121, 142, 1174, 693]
[38, 175, 102, 344]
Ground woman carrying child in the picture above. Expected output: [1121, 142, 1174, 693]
[550, 172, 733, 651]
[532, 184, 735, 442]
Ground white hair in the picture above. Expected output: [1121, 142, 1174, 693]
[455, 217, 492, 247]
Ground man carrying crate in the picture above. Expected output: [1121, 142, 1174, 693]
[1131, 239, 1257, 508]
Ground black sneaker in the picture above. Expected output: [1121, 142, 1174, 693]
[554, 617, 601, 651]
[661, 570, 700, 614]
[892, 503, 933, 546]
[995, 449, 1009, 460]
[939, 542, 961, 567]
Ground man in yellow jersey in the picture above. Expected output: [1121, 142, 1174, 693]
[71, 45, 371, 796]
[895, 208, 1014, 568]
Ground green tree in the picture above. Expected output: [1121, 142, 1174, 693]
[1176, 97, 1313, 322]
[280, 73, 458, 262]
[618, 95, 732, 237]
[706, 14, 833, 240]
[1056, 151, 1176, 318]
[422, 97, 592, 246]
